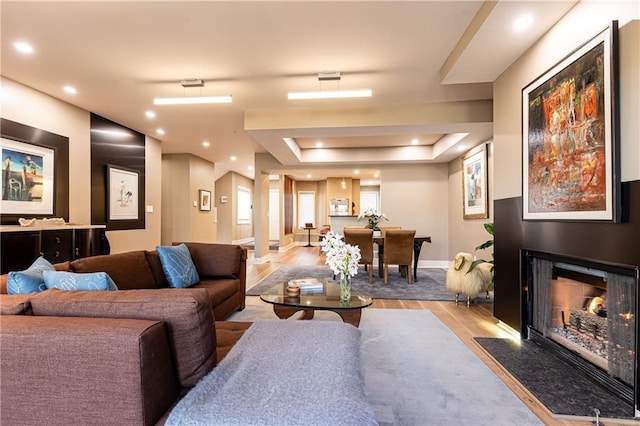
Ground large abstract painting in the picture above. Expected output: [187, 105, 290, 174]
[522, 22, 619, 221]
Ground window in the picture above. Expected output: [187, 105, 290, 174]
[297, 191, 315, 227]
[237, 186, 251, 224]
[360, 190, 379, 212]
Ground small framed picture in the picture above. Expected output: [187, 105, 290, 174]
[199, 189, 211, 211]
[107, 164, 139, 221]
[462, 144, 489, 220]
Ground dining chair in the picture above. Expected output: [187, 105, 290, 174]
[379, 226, 401, 238]
[382, 229, 416, 284]
[344, 228, 374, 283]
[318, 225, 331, 255]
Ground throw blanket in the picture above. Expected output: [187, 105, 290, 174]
[166, 320, 377, 426]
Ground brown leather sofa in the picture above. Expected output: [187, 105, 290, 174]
[0, 287, 252, 425]
[0, 242, 248, 321]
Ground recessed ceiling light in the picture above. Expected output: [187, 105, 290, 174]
[63, 86, 77, 95]
[288, 89, 372, 100]
[354, 170, 360, 175]
[315, 141, 323, 148]
[411, 138, 419, 145]
[156, 128, 165, 135]
[307, 174, 312, 178]
[202, 141, 210, 147]
[513, 14, 534, 33]
[145, 111, 156, 119]
[230, 156, 237, 161]
[14, 41, 34, 55]
[374, 173, 379, 178]
[248, 166, 254, 171]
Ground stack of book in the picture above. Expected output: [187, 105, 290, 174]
[288, 278, 324, 295]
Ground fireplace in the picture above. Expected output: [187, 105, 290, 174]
[525, 250, 638, 413]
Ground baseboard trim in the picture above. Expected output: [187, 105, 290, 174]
[251, 254, 271, 264]
[418, 260, 450, 269]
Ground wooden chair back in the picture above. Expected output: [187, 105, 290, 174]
[382, 229, 416, 284]
[344, 228, 374, 264]
[344, 228, 374, 283]
[380, 226, 401, 238]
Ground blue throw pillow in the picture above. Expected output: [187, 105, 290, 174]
[7, 257, 55, 294]
[43, 271, 118, 291]
[156, 244, 200, 288]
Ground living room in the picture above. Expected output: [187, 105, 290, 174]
[1, 1, 639, 424]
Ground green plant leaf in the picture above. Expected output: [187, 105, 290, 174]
[484, 222, 494, 235]
[475, 240, 494, 250]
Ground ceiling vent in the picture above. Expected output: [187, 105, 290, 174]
[180, 78, 205, 87]
[317, 71, 341, 81]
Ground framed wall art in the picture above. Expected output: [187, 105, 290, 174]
[1, 137, 55, 216]
[107, 164, 139, 221]
[462, 143, 488, 220]
[0, 118, 69, 224]
[199, 189, 211, 211]
[522, 21, 620, 222]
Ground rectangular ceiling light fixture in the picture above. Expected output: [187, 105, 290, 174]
[153, 96, 232, 105]
[287, 89, 372, 100]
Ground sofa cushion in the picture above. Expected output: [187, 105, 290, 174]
[0, 315, 178, 425]
[43, 271, 118, 291]
[192, 278, 240, 308]
[214, 321, 252, 363]
[179, 242, 243, 277]
[0, 294, 32, 315]
[156, 244, 200, 288]
[29, 288, 217, 388]
[145, 251, 170, 288]
[70, 251, 159, 290]
[7, 257, 56, 295]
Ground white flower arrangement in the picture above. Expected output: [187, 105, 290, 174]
[319, 231, 361, 280]
[357, 208, 389, 231]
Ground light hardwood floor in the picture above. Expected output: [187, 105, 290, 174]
[244, 246, 636, 426]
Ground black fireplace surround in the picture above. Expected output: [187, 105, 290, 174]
[494, 179, 640, 416]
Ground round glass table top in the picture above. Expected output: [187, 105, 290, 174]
[260, 280, 373, 310]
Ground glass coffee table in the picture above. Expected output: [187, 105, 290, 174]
[259, 280, 373, 327]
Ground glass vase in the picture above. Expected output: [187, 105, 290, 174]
[340, 274, 351, 303]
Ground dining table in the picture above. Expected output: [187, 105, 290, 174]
[373, 235, 432, 281]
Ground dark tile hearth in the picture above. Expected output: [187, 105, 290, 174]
[474, 337, 635, 420]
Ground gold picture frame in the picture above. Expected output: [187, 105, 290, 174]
[462, 144, 488, 220]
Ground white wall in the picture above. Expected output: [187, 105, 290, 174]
[1, 77, 163, 252]
[494, 5, 640, 200]
[380, 163, 449, 264]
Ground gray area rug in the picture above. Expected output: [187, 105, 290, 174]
[226, 308, 542, 425]
[247, 264, 493, 302]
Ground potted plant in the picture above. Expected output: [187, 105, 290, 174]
[468, 222, 494, 290]
[357, 208, 388, 232]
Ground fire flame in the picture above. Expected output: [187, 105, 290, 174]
[587, 297, 605, 314]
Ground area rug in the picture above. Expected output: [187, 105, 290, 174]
[226, 308, 542, 425]
[475, 337, 635, 420]
[246, 264, 493, 302]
